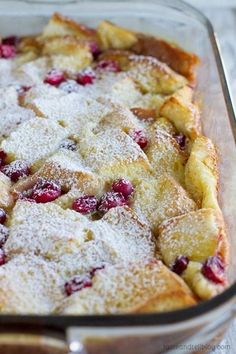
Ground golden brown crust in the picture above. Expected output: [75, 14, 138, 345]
[97, 20, 137, 50]
[159, 88, 201, 139]
[157, 208, 228, 266]
[131, 107, 156, 121]
[185, 135, 220, 211]
[132, 33, 200, 82]
[42, 12, 97, 40]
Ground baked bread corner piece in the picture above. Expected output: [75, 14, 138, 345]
[131, 33, 200, 82]
[182, 261, 227, 300]
[185, 135, 220, 211]
[97, 20, 138, 50]
[41, 12, 97, 41]
[159, 86, 201, 139]
[58, 260, 196, 314]
[99, 50, 187, 94]
[157, 208, 229, 268]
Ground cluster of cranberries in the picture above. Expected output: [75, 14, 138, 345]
[43, 58, 120, 92]
[171, 255, 225, 285]
[0, 208, 8, 266]
[0, 151, 30, 183]
[65, 265, 105, 296]
[20, 178, 62, 204]
[72, 178, 134, 216]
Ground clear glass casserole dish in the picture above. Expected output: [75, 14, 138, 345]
[0, 0, 236, 353]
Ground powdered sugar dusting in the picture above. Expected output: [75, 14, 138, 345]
[0, 16, 221, 314]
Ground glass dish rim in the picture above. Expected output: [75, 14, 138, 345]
[0, 0, 235, 327]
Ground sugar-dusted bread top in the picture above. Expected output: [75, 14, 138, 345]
[1, 118, 69, 169]
[58, 260, 196, 314]
[0, 13, 228, 315]
[0, 254, 63, 314]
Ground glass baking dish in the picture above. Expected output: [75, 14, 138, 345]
[0, 0, 236, 353]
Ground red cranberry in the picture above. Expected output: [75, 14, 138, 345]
[44, 69, 66, 86]
[172, 255, 189, 275]
[173, 133, 186, 150]
[111, 179, 134, 199]
[0, 150, 7, 167]
[201, 256, 225, 284]
[96, 60, 120, 72]
[89, 42, 101, 59]
[32, 189, 61, 203]
[65, 275, 92, 296]
[0, 209, 7, 224]
[0, 225, 9, 247]
[0, 44, 16, 59]
[58, 80, 80, 93]
[0, 249, 6, 266]
[76, 69, 96, 86]
[59, 139, 77, 151]
[129, 129, 148, 149]
[90, 264, 105, 277]
[31, 178, 61, 203]
[72, 195, 98, 215]
[1, 160, 30, 182]
[98, 192, 127, 214]
[2, 36, 19, 46]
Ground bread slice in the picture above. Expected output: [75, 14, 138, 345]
[0, 254, 63, 314]
[0, 105, 35, 140]
[99, 102, 142, 133]
[133, 175, 196, 232]
[14, 57, 51, 85]
[79, 128, 151, 181]
[182, 261, 227, 300]
[146, 128, 187, 185]
[54, 206, 154, 279]
[28, 93, 109, 134]
[58, 260, 196, 314]
[98, 20, 137, 50]
[42, 12, 97, 41]
[0, 86, 19, 108]
[42, 35, 92, 72]
[1, 118, 68, 171]
[185, 135, 220, 211]
[160, 86, 201, 139]
[35, 149, 105, 194]
[157, 208, 228, 267]
[5, 200, 91, 261]
[99, 50, 187, 94]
